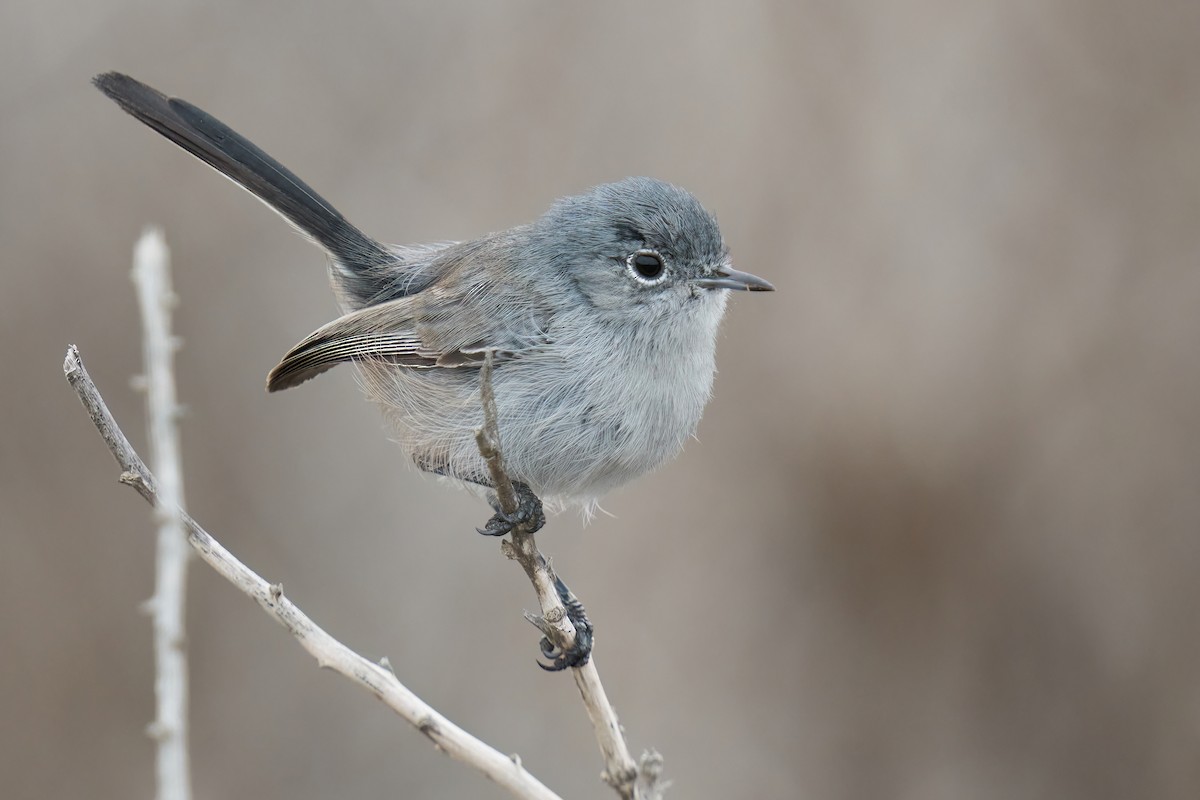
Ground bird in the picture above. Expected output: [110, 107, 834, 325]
[93, 72, 774, 527]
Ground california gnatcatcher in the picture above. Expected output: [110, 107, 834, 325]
[94, 72, 774, 525]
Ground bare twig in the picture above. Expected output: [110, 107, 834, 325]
[474, 354, 578, 652]
[130, 229, 192, 800]
[64, 346, 563, 800]
[474, 354, 668, 800]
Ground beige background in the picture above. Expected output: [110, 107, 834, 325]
[3, 2, 1199, 798]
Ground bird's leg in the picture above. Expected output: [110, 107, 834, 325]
[477, 481, 545, 536]
[535, 572, 594, 671]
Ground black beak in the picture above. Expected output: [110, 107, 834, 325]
[694, 265, 775, 292]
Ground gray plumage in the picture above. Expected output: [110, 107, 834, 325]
[94, 72, 774, 513]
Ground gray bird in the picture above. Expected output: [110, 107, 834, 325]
[93, 72, 774, 527]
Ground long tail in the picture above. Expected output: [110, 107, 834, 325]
[93, 72, 393, 290]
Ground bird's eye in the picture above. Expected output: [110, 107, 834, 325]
[627, 249, 666, 283]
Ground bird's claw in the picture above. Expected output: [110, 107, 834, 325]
[536, 576, 594, 671]
[478, 482, 545, 536]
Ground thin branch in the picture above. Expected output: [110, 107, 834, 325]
[474, 354, 668, 800]
[63, 346, 562, 800]
[131, 228, 192, 800]
[474, 354, 577, 652]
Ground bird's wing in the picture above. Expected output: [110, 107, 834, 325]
[266, 267, 553, 391]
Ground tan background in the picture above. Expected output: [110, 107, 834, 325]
[3, 2, 1199, 798]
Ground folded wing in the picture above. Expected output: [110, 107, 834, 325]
[267, 256, 553, 391]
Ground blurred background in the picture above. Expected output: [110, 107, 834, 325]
[3, 1, 1199, 798]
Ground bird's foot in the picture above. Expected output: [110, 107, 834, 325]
[536, 576, 594, 671]
[478, 481, 545, 536]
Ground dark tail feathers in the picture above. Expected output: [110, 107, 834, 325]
[93, 72, 393, 283]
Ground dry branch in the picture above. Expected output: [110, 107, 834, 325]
[130, 228, 192, 800]
[64, 346, 562, 800]
[475, 354, 668, 800]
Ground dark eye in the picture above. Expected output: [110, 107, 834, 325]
[627, 249, 666, 283]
